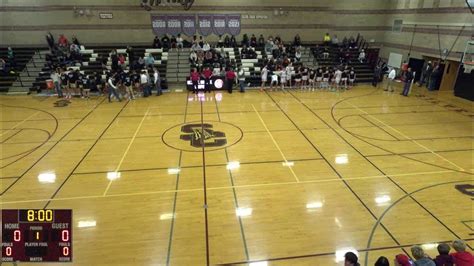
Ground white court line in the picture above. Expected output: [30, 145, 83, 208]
[102, 108, 150, 196]
[1, 169, 467, 205]
[252, 104, 300, 183]
[0, 111, 39, 137]
[347, 101, 466, 171]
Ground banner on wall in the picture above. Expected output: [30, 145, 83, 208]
[212, 14, 227, 36]
[151, 15, 167, 36]
[151, 14, 241, 36]
[166, 15, 182, 36]
[197, 15, 213, 36]
[181, 15, 196, 36]
[226, 14, 241, 36]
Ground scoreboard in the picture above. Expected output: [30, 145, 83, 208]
[1, 209, 72, 262]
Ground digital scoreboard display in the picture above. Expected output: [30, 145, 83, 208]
[2, 209, 72, 262]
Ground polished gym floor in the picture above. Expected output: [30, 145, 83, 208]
[1, 83, 473, 265]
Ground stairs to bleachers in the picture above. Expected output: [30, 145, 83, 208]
[166, 49, 190, 83]
[0, 47, 38, 94]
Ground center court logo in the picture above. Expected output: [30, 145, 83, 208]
[162, 121, 243, 152]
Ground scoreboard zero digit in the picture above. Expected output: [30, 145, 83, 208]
[2, 209, 72, 262]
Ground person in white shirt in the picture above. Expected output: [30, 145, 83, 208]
[385, 68, 397, 92]
[107, 73, 122, 102]
[270, 71, 279, 90]
[50, 68, 62, 98]
[176, 34, 184, 51]
[334, 68, 343, 90]
[140, 71, 151, 97]
[280, 70, 287, 90]
[238, 68, 246, 93]
[154, 68, 162, 96]
[260, 65, 268, 91]
[189, 51, 197, 65]
[286, 64, 293, 88]
[358, 49, 366, 63]
[295, 49, 302, 62]
[203, 42, 211, 52]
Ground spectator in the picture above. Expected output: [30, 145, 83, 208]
[190, 68, 200, 94]
[358, 49, 366, 63]
[191, 41, 201, 52]
[72, 36, 81, 46]
[110, 49, 119, 71]
[217, 35, 224, 47]
[176, 34, 184, 51]
[225, 67, 236, 93]
[433, 243, 453, 266]
[46, 32, 55, 50]
[162, 34, 170, 49]
[170, 35, 177, 50]
[451, 239, 474, 266]
[203, 42, 211, 52]
[237, 67, 246, 93]
[322, 47, 330, 59]
[138, 56, 145, 69]
[0, 58, 6, 75]
[394, 254, 411, 266]
[342, 36, 348, 48]
[230, 35, 237, 47]
[58, 34, 69, 48]
[250, 34, 257, 47]
[344, 252, 360, 266]
[295, 48, 302, 62]
[375, 256, 390, 266]
[385, 67, 396, 92]
[323, 33, 331, 46]
[294, 34, 301, 47]
[265, 39, 273, 55]
[118, 54, 126, 69]
[198, 36, 204, 48]
[349, 35, 356, 49]
[332, 35, 339, 47]
[145, 54, 155, 68]
[428, 64, 441, 91]
[258, 34, 265, 47]
[126, 46, 134, 63]
[189, 50, 197, 65]
[241, 34, 249, 47]
[224, 35, 231, 47]
[153, 36, 162, 48]
[411, 245, 435, 266]
[401, 67, 414, 96]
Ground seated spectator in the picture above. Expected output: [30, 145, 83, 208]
[224, 35, 231, 47]
[72, 36, 81, 46]
[375, 256, 390, 266]
[176, 34, 184, 50]
[394, 254, 412, 266]
[153, 36, 162, 48]
[451, 239, 474, 266]
[265, 39, 273, 55]
[293, 34, 301, 47]
[258, 34, 265, 47]
[358, 49, 366, 63]
[0, 58, 6, 75]
[411, 245, 435, 266]
[191, 41, 201, 52]
[322, 47, 329, 59]
[118, 54, 126, 68]
[170, 35, 177, 49]
[241, 34, 249, 47]
[217, 35, 224, 47]
[58, 34, 69, 48]
[145, 54, 155, 68]
[203, 42, 211, 52]
[344, 252, 360, 266]
[204, 51, 213, 65]
[342, 36, 348, 48]
[434, 243, 453, 266]
[332, 34, 339, 47]
[349, 35, 356, 49]
[295, 48, 301, 62]
[250, 34, 257, 47]
[323, 33, 331, 46]
[162, 34, 170, 49]
[138, 56, 145, 69]
[189, 51, 197, 65]
[198, 36, 204, 48]
[230, 35, 237, 47]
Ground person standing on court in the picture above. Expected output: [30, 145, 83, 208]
[107, 73, 122, 102]
[401, 67, 414, 96]
[190, 68, 200, 94]
[140, 70, 151, 97]
[385, 68, 396, 92]
[225, 67, 236, 94]
[428, 64, 441, 91]
[238, 67, 246, 93]
[418, 61, 433, 87]
[153, 68, 162, 96]
[51, 68, 62, 98]
[372, 64, 381, 87]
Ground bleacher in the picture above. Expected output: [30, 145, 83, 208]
[0, 48, 36, 93]
[31, 45, 168, 92]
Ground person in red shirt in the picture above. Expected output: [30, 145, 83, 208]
[190, 68, 200, 94]
[225, 67, 236, 94]
[451, 239, 474, 266]
[58, 34, 69, 48]
[201, 67, 213, 93]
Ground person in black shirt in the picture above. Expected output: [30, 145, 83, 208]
[60, 69, 70, 100]
[153, 36, 162, 48]
[120, 71, 134, 100]
[250, 34, 257, 47]
[401, 68, 414, 96]
[77, 71, 85, 98]
[162, 35, 170, 49]
[81, 74, 91, 98]
[130, 70, 141, 96]
[67, 69, 77, 97]
[230, 35, 237, 47]
[224, 35, 230, 47]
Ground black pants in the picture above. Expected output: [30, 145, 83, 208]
[227, 79, 234, 93]
[192, 80, 198, 93]
[204, 78, 211, 92]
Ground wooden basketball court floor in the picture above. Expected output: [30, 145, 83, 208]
[0, 85, 473, 265]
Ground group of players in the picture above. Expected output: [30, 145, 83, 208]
[53, 67, 161, 102]
[261, 64, 357, 91]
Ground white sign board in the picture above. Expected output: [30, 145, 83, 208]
[388, 52, 403, 68]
